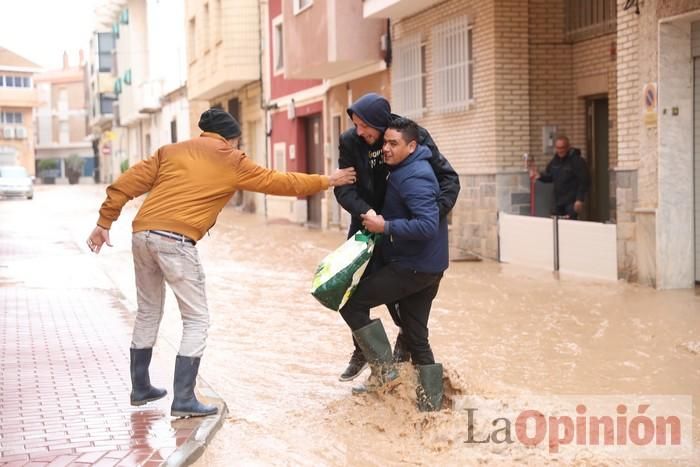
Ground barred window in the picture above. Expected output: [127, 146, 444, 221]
[392, 34, 425, 118]
[432, 16, 473, 114]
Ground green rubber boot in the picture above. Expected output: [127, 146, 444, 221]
[351, 319, 399, 394]
[416, 363, 443, 412]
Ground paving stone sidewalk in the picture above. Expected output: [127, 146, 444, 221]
[0, 226, 227, 466]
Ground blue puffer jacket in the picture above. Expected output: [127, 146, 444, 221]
[382, 144, 449, 274]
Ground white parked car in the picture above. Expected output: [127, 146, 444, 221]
[0, 165, 34, 199]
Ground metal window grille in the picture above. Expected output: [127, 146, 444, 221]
[392, 34, 424, 118]
[565, 0, 616, 41]
[432, 16, 471, 114]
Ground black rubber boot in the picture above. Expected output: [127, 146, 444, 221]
[416, 363, 443, 412]
[339, 345, 368, 381]
[171, 356, 218, 418]
[351, 320, 399, 394]
[130, 348, 167, 406]
[392, 332, 411, 363]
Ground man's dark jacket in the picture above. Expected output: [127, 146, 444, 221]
[381, 145, 448, 274]
[334, 123, 460, 236]
[539, 148, 589, 209]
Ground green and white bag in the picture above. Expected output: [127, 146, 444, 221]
[311, 231, 379, 311]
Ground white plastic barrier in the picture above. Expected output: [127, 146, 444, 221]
[498, 212, 554, 270]
[558, 219, 618, 281]
[498, 212, 619, 281]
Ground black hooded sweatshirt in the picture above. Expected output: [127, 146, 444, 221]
[334, 93, 461, 237]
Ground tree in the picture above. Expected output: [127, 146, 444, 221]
[66, 154, 85, 184]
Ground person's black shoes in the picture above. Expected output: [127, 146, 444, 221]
[339, 348, 368, 381]
[130, 348, 167, 406]
[171, 355, 218, 418]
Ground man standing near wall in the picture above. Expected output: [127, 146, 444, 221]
[530, 135, 589, 220]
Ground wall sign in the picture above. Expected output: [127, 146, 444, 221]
[643, 82, 657, 127]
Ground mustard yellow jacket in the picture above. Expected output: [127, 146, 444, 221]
[98, 132, 329, 240]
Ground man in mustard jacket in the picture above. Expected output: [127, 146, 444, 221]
[86, 109, 355, 418]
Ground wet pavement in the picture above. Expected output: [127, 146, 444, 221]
[2, 185, 700, 466]
[0, 186, 226, 466]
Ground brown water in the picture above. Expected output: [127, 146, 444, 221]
[22, 185, 700, 466]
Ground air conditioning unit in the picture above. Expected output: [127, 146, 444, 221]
[3, 127, 14, 139]
[14, 127, 27, 139]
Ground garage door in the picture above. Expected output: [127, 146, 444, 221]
[0, 146, 18, 166]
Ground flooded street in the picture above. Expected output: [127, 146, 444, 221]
[8, 185, 699, 466]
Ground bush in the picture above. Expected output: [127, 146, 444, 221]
[120, 159, 129, 173]
[38, 159, 58, 171]
[37, 159, 59, 183]
[65, 154, 85, 174]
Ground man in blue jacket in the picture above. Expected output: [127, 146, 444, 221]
[338, 117, 449, 411]
[334, 93, 460, 382]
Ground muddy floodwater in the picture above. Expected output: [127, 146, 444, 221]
[37, 186, 700, 465]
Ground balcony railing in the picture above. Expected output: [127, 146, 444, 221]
[565, 0, 616, 42]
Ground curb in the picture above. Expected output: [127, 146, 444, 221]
[165, 395, 229, 466]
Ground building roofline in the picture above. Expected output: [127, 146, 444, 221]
[0, 65, 44, 73]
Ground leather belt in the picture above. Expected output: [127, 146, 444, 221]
[148, 230, 195, 245]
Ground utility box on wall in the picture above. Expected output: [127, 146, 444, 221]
[542, 126, 558, 155]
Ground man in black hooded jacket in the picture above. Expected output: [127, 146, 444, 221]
[334, 93, 460, 381]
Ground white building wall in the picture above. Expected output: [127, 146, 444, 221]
[116, 0, 149, 126]
[146, 0, 187, 96]
[160, 97, 191, 144]
[36, 82, 52, 145]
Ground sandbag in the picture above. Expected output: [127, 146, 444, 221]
[311, 231, 379, 311]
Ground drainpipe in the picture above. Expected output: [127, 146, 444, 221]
[384, 19, 392, 67]
[258, 0, 270, 217]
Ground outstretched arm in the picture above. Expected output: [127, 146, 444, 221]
[537, 158, 555, 183]
[234, 152, 355, 195]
